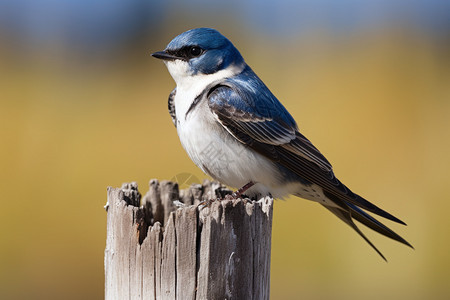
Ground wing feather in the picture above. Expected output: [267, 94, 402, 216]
[208, 83, 406, 225]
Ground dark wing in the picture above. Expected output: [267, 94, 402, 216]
[207, 83, 412, 254]
[207, 83, 333, 172]
[207, 83, 399, 220]
[168, 88, 177, 127]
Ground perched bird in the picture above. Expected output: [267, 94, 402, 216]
[152, 28, 412, 260]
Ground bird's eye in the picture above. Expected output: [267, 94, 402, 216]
[189, 46, 202, 57]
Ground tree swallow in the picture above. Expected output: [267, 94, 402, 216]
[152, 28, 412, 260]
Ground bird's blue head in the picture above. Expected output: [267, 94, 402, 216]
[152, 28, 245, 84]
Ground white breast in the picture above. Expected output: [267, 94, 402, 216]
[165, 60, 309, 199]
[166, 60, 245, 120]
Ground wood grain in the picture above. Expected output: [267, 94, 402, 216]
[105, 180, 273, 300]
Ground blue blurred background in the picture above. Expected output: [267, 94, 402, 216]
[1, 0, 450, 299]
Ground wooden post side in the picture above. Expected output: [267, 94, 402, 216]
[175, 206, 197, 299]
[105, 180, 273, 300]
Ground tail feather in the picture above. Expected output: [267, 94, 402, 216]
[323, 189, 407, 225]
[319, 188, 412, 260]
[346, 202, 413, 249]
[322, 204, 387, 261]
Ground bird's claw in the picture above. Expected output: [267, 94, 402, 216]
[197, 198, 220, 210]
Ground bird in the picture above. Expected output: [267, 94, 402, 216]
[152, 27, 412, 260]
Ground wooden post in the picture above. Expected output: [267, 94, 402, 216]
[104, 179, 273, 300]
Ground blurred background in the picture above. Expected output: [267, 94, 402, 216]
[1, 0, 449, 299]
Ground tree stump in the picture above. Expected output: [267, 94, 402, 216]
[104, 179, 273, 300]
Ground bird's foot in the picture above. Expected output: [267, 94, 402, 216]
[231, 181, 255, 199]
[197, 198, 221, 210]
[223, 193, 251, 205]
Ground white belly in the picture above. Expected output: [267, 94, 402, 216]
[167, 61, 315, 199]
[175, 99, 299, 198]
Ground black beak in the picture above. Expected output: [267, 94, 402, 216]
[151, 51, 181, 61]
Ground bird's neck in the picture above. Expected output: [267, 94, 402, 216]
[169, 62, 246, 121]
[168, 61, 245, 92]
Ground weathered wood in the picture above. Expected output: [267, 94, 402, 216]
[175, 206, 197, 300]
[104, 179, 273, 300]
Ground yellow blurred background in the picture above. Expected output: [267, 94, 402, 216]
[1, 1, 450, 299]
